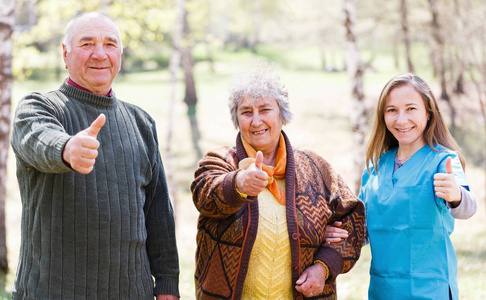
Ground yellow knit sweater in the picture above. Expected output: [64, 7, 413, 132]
[241, 178, 293, 299]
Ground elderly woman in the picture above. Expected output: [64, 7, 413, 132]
[191, 63, 365, 300]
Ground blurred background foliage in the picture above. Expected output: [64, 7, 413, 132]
[9, 0, 438, 78]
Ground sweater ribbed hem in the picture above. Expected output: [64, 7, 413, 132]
[154, 275, 180, 297]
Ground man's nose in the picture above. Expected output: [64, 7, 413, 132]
[91, 43, 107, 60]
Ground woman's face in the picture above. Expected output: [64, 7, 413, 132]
[384, 85, 429, 152]
[237, 95, 283, 156]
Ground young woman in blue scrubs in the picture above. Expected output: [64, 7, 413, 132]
[326, 73, 477, 300]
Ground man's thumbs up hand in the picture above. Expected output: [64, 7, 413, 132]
[86, 114, 106, 138]
[63, 114, 106, 174]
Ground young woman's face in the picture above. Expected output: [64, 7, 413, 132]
[384, 85, 429, 152]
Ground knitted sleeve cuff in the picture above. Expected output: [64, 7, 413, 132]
[313, 259, 330, 280]
[314, 246, 344, 284]
[153, 275, 180, 297]
[234, 171, 248, 198]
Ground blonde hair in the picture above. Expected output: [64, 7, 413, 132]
[366, 73, 465, 173]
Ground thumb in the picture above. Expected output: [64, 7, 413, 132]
[255, 151, 264, 170]
[446, 157, 453, 174]
[86, 114, 106, 138]
[296, 271, 307, 285]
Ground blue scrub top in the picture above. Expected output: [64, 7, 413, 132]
[359, 144, 468, 300]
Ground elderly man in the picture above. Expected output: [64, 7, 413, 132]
[10, 12, 179, 299]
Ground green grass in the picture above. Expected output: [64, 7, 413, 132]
[0, 287, 10, 300]
[6, 48, 486, 299]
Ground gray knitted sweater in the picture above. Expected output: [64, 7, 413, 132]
[10, 82, 179, 299]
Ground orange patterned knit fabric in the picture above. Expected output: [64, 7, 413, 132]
[191, 132, 366, 299]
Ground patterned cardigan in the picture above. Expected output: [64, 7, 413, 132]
[191, 132, 365, 300]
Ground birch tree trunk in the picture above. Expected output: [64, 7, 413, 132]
[166, 0, 185, 214]
[343, 0, 367, 194]
[0, 0, 15, 284]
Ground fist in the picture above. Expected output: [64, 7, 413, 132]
[434, 156, 461, 205]
[236, 151, 269, 196]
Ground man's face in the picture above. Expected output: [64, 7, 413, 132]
[63, 16, 122, 95]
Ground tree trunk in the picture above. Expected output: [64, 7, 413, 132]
[206, 42, 215, 74]
[468, 77, 486, 212]
[452, 0, 466, 94]
[392, 37, 400, 70]
[250, 0, 262, 53]
[428, 0, 449, 100]
[166, 0, 186, 217]
[343, 0, 367, 194]
[465, 1, 486, 210]
[454, 72, 464, 94]
[221, 2, 231, 48]
[320, 47, 327, 71]
[428, 0, 456, 131]
[400, 0, 415, 73]
[167, 49, 179, 217]
[180, 4, 203, 161]
[0, 0, 15, 285]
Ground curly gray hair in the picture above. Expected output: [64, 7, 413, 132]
[228, 60, 292, 129]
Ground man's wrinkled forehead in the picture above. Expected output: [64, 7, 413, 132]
[72, 15, 121, 42]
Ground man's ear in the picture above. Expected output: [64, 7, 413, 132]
[62, 43, 68, 69]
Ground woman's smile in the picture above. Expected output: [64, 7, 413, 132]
[252, 129, 268, 135]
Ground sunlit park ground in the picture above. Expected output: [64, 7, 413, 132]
[4, 48, 486, 299]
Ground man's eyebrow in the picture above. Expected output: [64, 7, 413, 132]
[79, 36, 95, 42]
[78, 36, 119, 44]
[105, 36, 119, 44]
